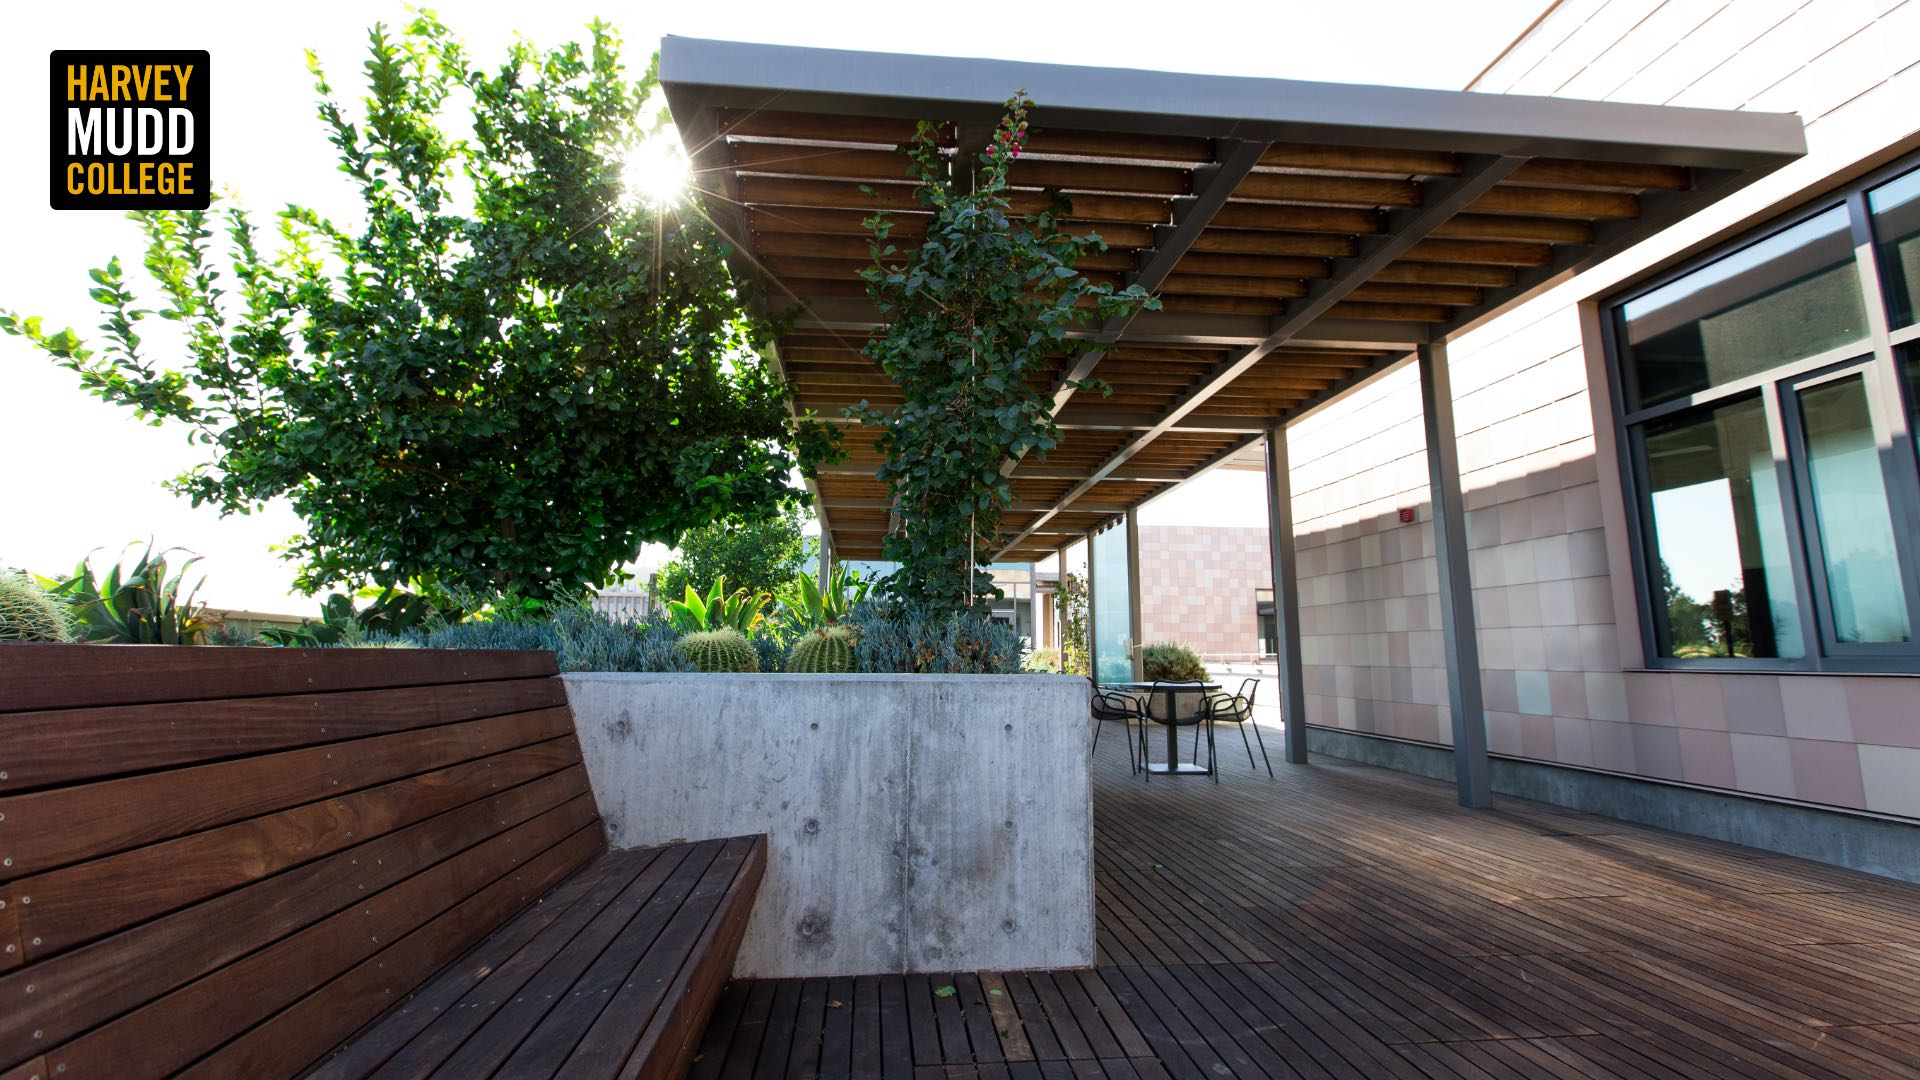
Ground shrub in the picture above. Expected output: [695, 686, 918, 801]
[0, 571, 72, 642]
[788, 625, 859, 673]
[846, 602, 1022, 674]
[416, 606, 692, 672]
[1141, 641, 1208, 683]
[751, 632, 787, 673]
[676, 628, 759, 673]
[1023, 647, 1061, 673]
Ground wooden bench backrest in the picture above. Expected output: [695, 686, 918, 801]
[0, 643, 604, 1080]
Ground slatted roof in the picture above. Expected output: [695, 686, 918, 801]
[659, 37, 1805, 564]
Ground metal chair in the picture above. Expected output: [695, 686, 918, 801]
[1091, 686, 1145, 772]
[1140, 679, 1215, 782]
[1202, 677, 1273, 777]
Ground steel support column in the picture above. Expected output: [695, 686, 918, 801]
[1417, 340, 1491, 808]
[1125, 510, 1144, 681]
[1263, 425, 1309, 765]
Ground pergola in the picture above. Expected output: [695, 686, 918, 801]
[659, 38, 1805, 804]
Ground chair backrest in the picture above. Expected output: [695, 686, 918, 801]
[1146, 680, 1206, 724]
[0, 643, 603, 1079]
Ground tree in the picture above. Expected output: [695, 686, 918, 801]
[852, 95, 1156, 616]
[652, 506, 814, 602]
[4, 16, 818, 602]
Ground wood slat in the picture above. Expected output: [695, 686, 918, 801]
[48, 798, 601, 1079]
[0, 645, 556, 713]
[0, 676, 566, 793]
[0, 706, 576, 878]
[0, 767, 591, 1065]
[11, 738, 583, 961]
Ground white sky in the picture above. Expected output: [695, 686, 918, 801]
[3, 0, 1544, 612]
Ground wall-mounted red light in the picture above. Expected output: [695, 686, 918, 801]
[1398, 507, 1415, 524]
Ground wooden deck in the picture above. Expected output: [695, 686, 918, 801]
[688, 722, 1920, 1079]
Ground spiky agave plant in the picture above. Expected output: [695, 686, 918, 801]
[46, 541, 211, 644]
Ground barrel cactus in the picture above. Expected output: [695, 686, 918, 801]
[787, 625, 858, 673]
[0, 571, 73, 642]
[676, 628, 759, 673]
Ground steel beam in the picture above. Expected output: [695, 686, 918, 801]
[1418, 339, 1490, 808]
[661, 37, 1806, 170]
[1263, 426, 1309, 765]
[994, 155, 1527, 559]
[1046, 138, 1271, 417]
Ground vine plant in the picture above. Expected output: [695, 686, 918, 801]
[853, 95, 1157, 615]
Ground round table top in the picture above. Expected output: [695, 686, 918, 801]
[1105, 680, 1221, 691]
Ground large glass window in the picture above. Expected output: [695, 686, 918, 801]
[1612, 160, 1920, 670]
[1794, 372, 1912, 644]
[1871, 167, 1920, 328]
[1620, 207, 1869, 409]
[1641, 397, 1802, 658]
[1090, 522, 1134, 684]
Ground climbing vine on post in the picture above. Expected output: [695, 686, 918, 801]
[853, 95, 1157, 616]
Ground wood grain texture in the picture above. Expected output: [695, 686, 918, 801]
[689, 724, 1920, 1079]
[0, 644, 555, 713]
[0, 676, 566, 792]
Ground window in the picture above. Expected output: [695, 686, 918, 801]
[1609, 159, 1920, 670]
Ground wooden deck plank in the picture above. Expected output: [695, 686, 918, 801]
[687, 726, 1920, 1079]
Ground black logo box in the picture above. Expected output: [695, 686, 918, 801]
[50, 50, 210, 211]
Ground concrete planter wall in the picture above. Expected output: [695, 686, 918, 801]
[563, 672, 1093, 978]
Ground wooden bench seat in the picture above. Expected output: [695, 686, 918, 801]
[0, 645, 763, 1080]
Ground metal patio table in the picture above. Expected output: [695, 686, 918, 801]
[1108, 681, 1220, 776]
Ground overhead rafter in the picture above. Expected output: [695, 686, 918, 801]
[1045, 138, 1271, 416]
[993, 154, 1529, 558]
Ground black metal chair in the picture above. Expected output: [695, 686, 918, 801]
[1091, 686, 1145, 772]
[1202, 677, 1273, 777]
[1141, 679, 1215, 782]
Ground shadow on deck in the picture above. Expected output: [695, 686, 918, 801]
[688, 722, 1920, 1079]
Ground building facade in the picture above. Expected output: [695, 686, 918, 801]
[1136, 524, 1275, 662]
[1280, 0, 1920, 821]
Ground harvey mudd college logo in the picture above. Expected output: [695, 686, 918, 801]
[50, 50, 209, 210]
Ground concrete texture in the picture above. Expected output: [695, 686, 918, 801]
[563, 672, 1093, 978]
[1307, 726, 1920, 885]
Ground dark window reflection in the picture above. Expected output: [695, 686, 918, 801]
[1622, 207, 1868, 409]
[1871, 168, 1920, 327]
[1641, 397, 1804, 658]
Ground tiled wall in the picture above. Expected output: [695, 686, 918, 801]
[1136, 523, 1273, 661]
[1282, 0, 1920, 819]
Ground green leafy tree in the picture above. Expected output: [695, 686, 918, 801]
[853, 95, 1156, 615]
[652, 505, 813, 601]
[4, 16, 816, 601]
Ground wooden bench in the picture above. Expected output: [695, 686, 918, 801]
[0, 644, 764, 1080]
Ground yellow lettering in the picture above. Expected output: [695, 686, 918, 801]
[172, 65, 193, 100]
[89, 66, 108, 101]
[66, 65, 86, 102]
[175, 161, 194, 194]
[110, 65, 130, 101]
[131, 66, 151, 100]
[66, 162, 85, 193]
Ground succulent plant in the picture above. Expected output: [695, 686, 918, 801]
[787, 625, 859, 673]
[676, 627, 759, 673]
[0, 571, 73, 642]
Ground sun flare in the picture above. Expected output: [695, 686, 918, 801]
[621, 138, 689, 208]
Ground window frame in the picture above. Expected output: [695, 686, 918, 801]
[1604, 155, 1920, 673]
